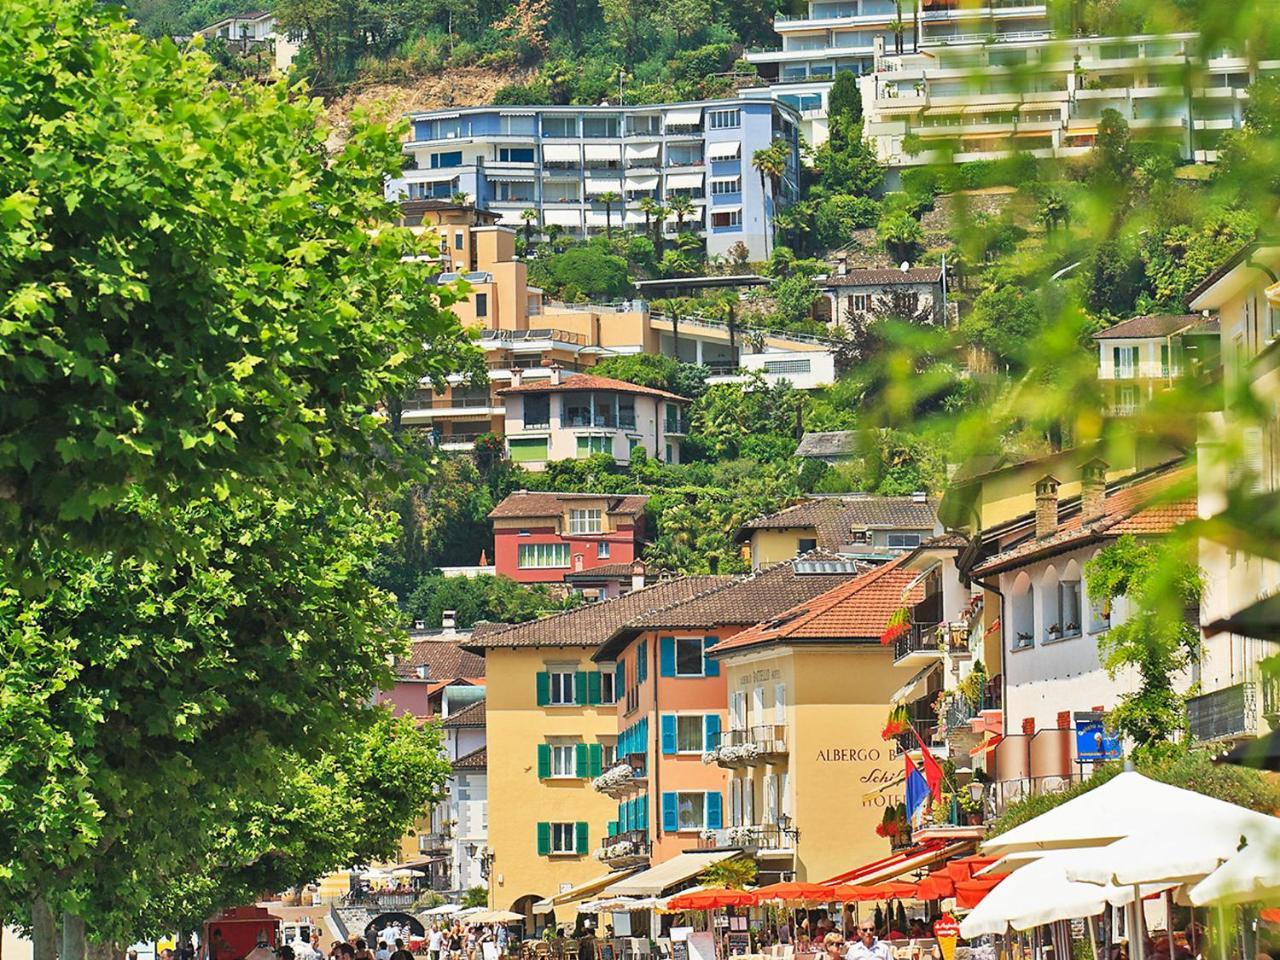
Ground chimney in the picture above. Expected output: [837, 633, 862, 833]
[416, 664, 429, 680]
[1035, 475, 1060, 540]
[550, 363, 563, 386]
[1080, 459, 1108, 523]
[510, 368, 523, 388]
[442, 609, 457, 630]
[631, 559, 646, 593]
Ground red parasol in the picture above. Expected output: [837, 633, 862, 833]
[754, 882, 840, 903]
[954, 875, 1003, 909]
[913, 874, 955, 901]
[828, 881, 919, 902]
[666, 889, 758, 911]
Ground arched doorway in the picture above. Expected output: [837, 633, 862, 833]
[365, 913, 426, 945]
[509, 894, 543, 939]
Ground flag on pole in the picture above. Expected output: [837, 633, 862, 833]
[916, 731, 944, 802]
[904, 754, 929, 823]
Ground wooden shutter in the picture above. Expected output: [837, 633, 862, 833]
[706, 791, 723, 830]
[589, 742, 603, 777]
[536, 671, 550, 707]
[587, 671, 602, 706]
[537, 743, 551, 779]
[574, 670, 588, 705]
[660, 714, 677, 755]
[703, 637, 720, 676]
[659, 636, 676, 677]
[536, 821, 551, 856]
[576, 821, 589, 855]
[638, 640, 648, 682]
[615, 660, 625, 695]
[704, 713, 721, 751]
[575, 742, 589, 778]
[662, 791, 678, 833]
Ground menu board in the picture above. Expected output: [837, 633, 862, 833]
[671, 942, 688, 960]
[726, 934, 751, 956]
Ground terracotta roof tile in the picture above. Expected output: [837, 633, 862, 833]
[464, 575, 734, 650]
[709, 556, 926, 656]
[971, 467, 1196, 577]
[397, 638, 486, 680]
[496, 373, 689, 402]
[1091, 314, 1203, 340]
[453, 746, 487, 769]
[827, 267, 943, 286]
[489, 491, 649, 520]
[593, 551, 871, 660]
[442, 700, 486, 727]
[737, 496, 938, 548]
[563, 562, 651, 581]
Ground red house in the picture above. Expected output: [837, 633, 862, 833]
[488, 491, 649, 585]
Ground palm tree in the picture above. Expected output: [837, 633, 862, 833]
[751, 140, 788, 259]
[451, 191, 471, 206]
[666, 194, 696, 235]
[598, 190, 622, 241]
[519, 208, 538, 247]
[638, 196, 660, 244]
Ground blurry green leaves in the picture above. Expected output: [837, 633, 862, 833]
[0, 0, 480, 558]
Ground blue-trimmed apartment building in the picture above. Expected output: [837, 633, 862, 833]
[386, 98, 802, 262]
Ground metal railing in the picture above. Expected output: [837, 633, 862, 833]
[480, 327, 590, 346]
[542, 299, 648, 314]
[716, 724, 788, 756]
[339, 891, 418, 910]
[893, 622, 943, 661]
[982, 772, 1084, 817]
[1187, 681, 1258, 742]
[403, 395, 496, 410]
[649, 311, 836, 348]
[431, 432, 489, 447]
[697, 823, 796, 851]
[600, 829, 652, 861]
[665, 414, 690, 434]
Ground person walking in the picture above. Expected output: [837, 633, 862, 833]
[390, 939, 414, 960]
[429, 926, 444, 960]
[846, 921, 892, 960]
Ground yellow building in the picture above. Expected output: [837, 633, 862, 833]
[463, 576, 731, 929]
[706, 558, 932, 883]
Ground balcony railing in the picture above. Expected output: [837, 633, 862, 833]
[697, 823, 797, 852]
[403, 395, 496, 411]
[713, 725, 788, 764]
[480, 327, 590, 346]
[1188, 681, 1259, 742]
[893, 622, 943, 661]
[664, 414, 690, 434]
[599, 828, 652, 865]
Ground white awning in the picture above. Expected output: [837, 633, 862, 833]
[665, 206, 705, 223]
[496, 209, 528, 225]
[666, 172, 704, 190]
[709, 204, 742, 216]
[625, 175, 660, 191]
[411, 171, 460, 184]
[585, 178, 624, 196]
[585, 210, 612, 225]
[707, 140, 742, 160]
[664, 107, 703, 127]
[601, 851, 738, 897]
[625, 210, 649, 225]
[890, 661, 941, 705]
[542, 209, 582, 227]
[486, 173, 536, 183]
[534, 869, 641, 914]
[625, 143, 661, 162]
[542, 143, 581, 162]
[584, 143, 622, 162]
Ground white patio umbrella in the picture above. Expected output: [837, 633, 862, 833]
[456, 907, 488, 917]
[1188, 831, 1280, 906]
[424, 904, 462, 916]
[959, 848, 1173, 939]
[391, 868, 426, 878]
[1065, 805, 1280, 888]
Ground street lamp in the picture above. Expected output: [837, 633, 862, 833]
[467, 843, 494, 880]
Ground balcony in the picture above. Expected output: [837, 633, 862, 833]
[664, 413, 690, 435]
[712, 725, 787, 766]
[598, 828, 652, 868]
[419, 830, 452, 853]
[1187, 681, 1261, 743]
[893, 622, 944, 663]
[697, 823, 797, 854]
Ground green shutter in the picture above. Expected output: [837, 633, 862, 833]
[536, 671, 550, 706]
[576, 821, 589, 855]
[589, 742, 603, 777]
[537, 743, 551, 779]
[587, 671, 602, 706]
[510, 437, 549, 463]
[574, 670, 588, 705]
[537, 821, 551, 856]
[576, 742, 589, 778]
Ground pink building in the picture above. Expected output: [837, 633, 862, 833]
[375, 618, 486, 720]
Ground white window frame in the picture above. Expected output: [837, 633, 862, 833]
[550, 821, 577, 853]
[710, 177, 741, 195]
[675, 714, 705, 754]
[730, 691, 747, 731]
[675, 791, 708, 831]
[549, 743, 577, 778]
[548, 669, 576, 705]
[674, 636, 706, 677]
[711, 209, 742, 228]
[751, 686, 765, 725]
[774, 683, 786, 725]
[518, 542, 570, 569]
[886, 532, 922, 549]
[601, 740, 617, 768]
[598, 541, 611, 559]
[599, 667, 617, 704]
[708, 109, 741, 129]
[569, 508, 603, 534]
[852, 293, 869, 312]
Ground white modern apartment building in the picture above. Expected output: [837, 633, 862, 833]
[195, 11, 300, 70]
[741, 0, 1051, 145]
[387, 99, 801, 261]
[860, 32, 1280, 168]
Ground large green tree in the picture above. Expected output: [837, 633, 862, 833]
[0, 0, 478, 558]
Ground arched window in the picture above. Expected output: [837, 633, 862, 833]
[1040, 564, 1061, 641]
[1060, 559, 1083, 638]
[1010, 572, 1034, 650]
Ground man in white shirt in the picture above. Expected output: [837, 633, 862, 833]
[846, 922, 892, 960]
[429, 926, 445, 960]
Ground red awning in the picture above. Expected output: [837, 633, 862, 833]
[829, 881, 919, 902]
[666, 889, 757, 911]
[954, 875, 1004, 909]
[753, 881, 840, 903]
[822, 840, 974, 887]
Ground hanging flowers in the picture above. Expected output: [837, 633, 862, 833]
[880, 607, 911, 645]
[881, 702, 910, 740]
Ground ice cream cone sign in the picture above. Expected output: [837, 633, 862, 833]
[933, 915, 960, 960]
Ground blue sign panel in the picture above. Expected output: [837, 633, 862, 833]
[1076, 719, 1122, 761]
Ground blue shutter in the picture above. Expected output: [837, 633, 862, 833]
[640, 794, 649, 829]
[703, 636, 720, 676]
[660, 714, 677, 755]
[662, 791, 678, 833]
[704, 714, 721, 751]
[659, 636, 676, 677]
[616, 660, 625, 694]
[706, 791, 723, 830]
[638, 640, 648, 682]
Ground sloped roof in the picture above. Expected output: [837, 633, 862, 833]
[453, 746, 487, 770]
[708, 556, 926, 656]
[463, 575, 733, 651]
[593, 551, 871, 661]
[563, 562, 652, 581]
[970, 467, 1196, 577]
[736, 495, 939, 546]
[442, 700, 486, 727]
[1091, 314, 1203, 340]
[489, 491, 649, 520]
[827, 267, 943, 287]
[497, 373, 688, 402]
[795, 431, 860, 459]
[398, 638, 486, 681]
